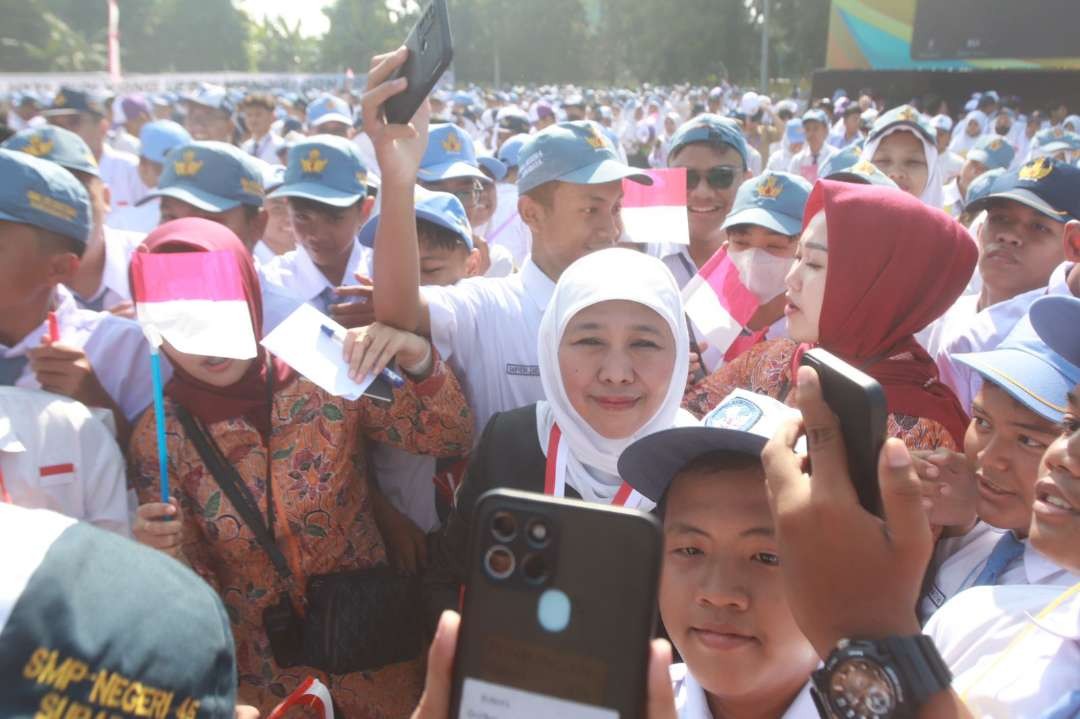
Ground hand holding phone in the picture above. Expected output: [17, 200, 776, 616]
[360, 48, 431, 189]
[384, 0, 453, 125]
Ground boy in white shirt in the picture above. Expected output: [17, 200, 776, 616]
[619, 391, 821, 719]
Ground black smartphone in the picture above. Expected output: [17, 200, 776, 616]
[799, 348, 887, 517]
[451, 489, 662, 719]
[384, 0, 454, 125]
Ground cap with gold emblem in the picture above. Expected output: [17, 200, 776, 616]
[966, 157, 1080, 222]
[418, 125, 489, 183]
[267, 134, 368, 207]
[140, 141, 265, 212]
[2, 126, 99, 178]
[517, 120, 653, 194]
[721, 171, 812, 236]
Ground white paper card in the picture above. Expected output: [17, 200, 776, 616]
[459, 678, 618, 719]
[260, 303, 375, 400]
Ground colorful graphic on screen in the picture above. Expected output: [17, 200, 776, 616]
[826, 0, 1080, 71]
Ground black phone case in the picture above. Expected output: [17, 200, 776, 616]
[800, 348, 888, 517]
[450, 489, 662, 719]
[384, 0, 453, 125]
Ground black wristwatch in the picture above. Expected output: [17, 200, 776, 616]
[810, 635, 952, 719]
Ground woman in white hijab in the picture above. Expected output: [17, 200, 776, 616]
[423, 249, 692, 619]
[947, 110, 988, 156]
[860, 105, 944, 208]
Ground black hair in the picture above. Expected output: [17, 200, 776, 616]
[522, 181, 558, 209]
[417, 218, 468, 252]
[670, 139, 748, 171]
[35, 227, 85, 259]
[240, 93, 276, 112]
[656, 450, 763, 517]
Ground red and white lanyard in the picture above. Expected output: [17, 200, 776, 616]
[543, 424, 644, 508]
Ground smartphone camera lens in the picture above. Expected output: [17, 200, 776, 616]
[521, 553, 549, 584]
[490, 511, 517, 543]
[525, 519, 550, 547]
[484, 546, 516, 580]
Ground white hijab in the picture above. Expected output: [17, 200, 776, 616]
[862, 125, 943, 209]
[536, 248, 692, 506]
[948, 111, 988, 156]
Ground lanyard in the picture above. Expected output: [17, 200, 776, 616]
[543, 424, 638, 507]
[959, 580, 1080, 703]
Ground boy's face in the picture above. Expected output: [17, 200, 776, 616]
[978, 199, 1066, 301]
[423, 177, 484, 226]
[159, 197, 266, 254]
[0, 221, 77, 317]
[418, 233, 474, 287]
[659, 464, 818, 706]
[1029, 385, 1080, 572]
[242, 105, 274, 138]
[670, 143, 745, 245]
[966, 382, 1059, 534]
[288, 199, 368, 272]
[521, 180, 624, 280]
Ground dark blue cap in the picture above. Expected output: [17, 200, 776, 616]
[966, 157, 1080, 223]
[42, 86, 104, 117]
[143, 141, 265, 212]
[269, 135, 368, 207]
[667, 114, 749, 170]
[721, 171, 812, 236]
[2, 126, 99, 178]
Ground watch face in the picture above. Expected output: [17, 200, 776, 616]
[828, 658, 897, 718]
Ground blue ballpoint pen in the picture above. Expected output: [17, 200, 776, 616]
[320, 324, 406, 388]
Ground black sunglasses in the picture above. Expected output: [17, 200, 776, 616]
[686, 165, 740, 191]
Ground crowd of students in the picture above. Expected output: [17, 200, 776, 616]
[1, 50, 1078, 719]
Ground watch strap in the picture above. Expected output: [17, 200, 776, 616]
[883, 635, 953, 706]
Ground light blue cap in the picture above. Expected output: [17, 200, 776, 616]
[419, 125, 488, 183]
[785, 119, 805, 144]
[667, 114, 749, 170]
[967, 135, 1015, 171]
[0, 148, 91, 245]
[721, 171, 812, 236]
[183, 83, 233, 114]
[802, 108, 830, 126]
[721, 170, 812, 235]
[963, 168, 1006, 209]
[262, 163, 286, 193]
[1034, 127, 1080, 150]
[268, 134, 368, 207]
[516, 120, 652, 194]
[497, 133, 531, 169]
[819, 148, 898, 188]
[138, 120, 192, 164]
[477, 153, 507, 182]
[142, 140, 265, 211]
[1030, 295, 1080, 369]
[2, 126, 99, 178]
[306, 94, 352, 128]
[358, 186, 473, 250]
[953, 316, 1080, 423]
[868, 104, 935, 144]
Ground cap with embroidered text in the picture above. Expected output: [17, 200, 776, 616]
[306, 94, 352, 129]
[42, 86, 104, 118]
[952, 317, 1080, 423]
[138, 120, 192, 165]
[721, 171, 812, 236]
[667, 114, 749, 170]
[1030, 296, 1080, 369]
[0, 148, 91, 246]
[966, 157, 1080, 222]
[967, 135, 1015, 171]
[2, 126, 99, 178]
[517, 120, 652, 194]
[618, 389, 804, 503]
[268, 134, 368, 207]
[418, 125, 488, 183]
[142, 141, 265, 212]
[358, 186, 472, 250]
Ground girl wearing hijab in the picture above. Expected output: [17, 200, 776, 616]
[684, 181, 977, 451]
[424, 248, 692, 617]
[948, 110, 989, 157]
[860, 105, 944, 208]
[127, 219, 473, 716]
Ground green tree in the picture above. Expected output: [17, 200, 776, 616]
[249, 16, 319, 72]
[319, 0, 408, 73]
[21, 11, 106, 72]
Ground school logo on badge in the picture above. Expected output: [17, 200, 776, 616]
[173, 150, 203, 177]
[755, 175, 783, 199]
[23, 135, 54, 158]
[585, 124, 609, 150]
[1019, 158, 1053, 182]
[441, 132, 462, 154]
[301, 149, 328, 174]
[703, 397, 763, 432]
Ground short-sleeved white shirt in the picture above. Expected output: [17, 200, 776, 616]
[926, 583, 1080, 717]
[240, 133, 285, 165]
[0, 387, 129, 536]
[422, 258, 554, 437]
[669, 663, 817, 718]
[99, 145, 148, 213]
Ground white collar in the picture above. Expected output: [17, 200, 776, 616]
[1024, 542, 1080, 585]
[674, 666, 816, 719]
[520, 258, 556, 315]
[291, 240, 368, 302]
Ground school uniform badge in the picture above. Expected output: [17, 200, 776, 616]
[703, 397, 763, 432]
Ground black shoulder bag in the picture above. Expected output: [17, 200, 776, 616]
[174, 395, 423, 675]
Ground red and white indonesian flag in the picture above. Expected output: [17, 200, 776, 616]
[267, 677, 334, 719]
[682, 248, 760, 356]
[621, 167, 689, 245]
[130, 251, 257, 360]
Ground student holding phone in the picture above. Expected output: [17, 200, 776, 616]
[684, 181, 977, 452]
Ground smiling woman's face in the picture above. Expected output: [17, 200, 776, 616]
[558, 300, 676, 439]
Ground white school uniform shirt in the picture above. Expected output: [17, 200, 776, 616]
[421, 258, 554, 438]
[107, 196, 159, 233]
[919, 522, 1079, 622]
[252, 240, 277, 268]
[98, 145, 148, 212]
[241, 133, 285, 165]
[938, 151, 965, 184]
[484, 242, 515, 278]
[0, 387, 130, 537]
[478, 182, 532, 267]
[0, 286, 167, 423]
[69, 226, 144, 313]
[935, 262, 1073, 412]
[669, 664, 817, 719]
[787, 143, 838, 184]
[926, 583, 1080, 718]
[258, 240, 374, 334]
